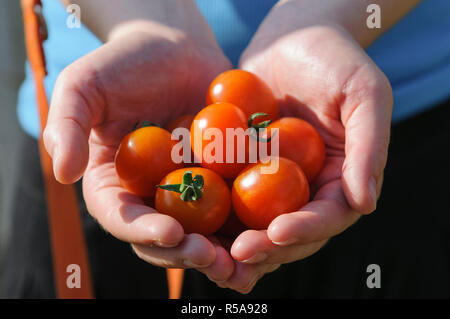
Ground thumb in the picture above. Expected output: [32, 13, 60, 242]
[43, 65, 104, 184]
[341, 70, 393, 214]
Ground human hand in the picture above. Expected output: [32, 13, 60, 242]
[44, 19, 232, 269]
[197, 2, 393, 293]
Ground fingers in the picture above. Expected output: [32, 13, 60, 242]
[204, 231, 324, 294]
[195, 238, 235, 282]
[217, 231, 326, 294]
[86, 185, 185, 247]
[267, 179, 360, 246]
[44, 64, 105, 184]
[132, 233, 216, 269]
[194, 236, 282, 294]
[341, 66, 393, 214]
[231, 230, 327, 265]
[82, 157, 185, 246]
[215, 262, 281, 294]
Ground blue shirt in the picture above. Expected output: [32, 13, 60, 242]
[18, 0, 450, 138]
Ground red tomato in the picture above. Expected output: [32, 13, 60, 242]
[206, 69, 278, 124]
[232, 157, 310, 230]
[263, 117, 326, 181]
[115, 126, 183, 197]
[155, 167, 231, 235]
[190, 102, 250, 179]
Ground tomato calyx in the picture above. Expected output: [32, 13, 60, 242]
[248, 112, 276, 143]
[248, 112, 272, 129]
[132, 120, 161, 131]
[157, 171, 204, 202]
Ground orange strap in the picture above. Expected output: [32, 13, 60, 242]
[21, 0, 93, 299]
[167, 268, 184, 299]
[21, 0, 184, 299]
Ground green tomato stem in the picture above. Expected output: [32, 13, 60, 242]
[248, 112, 276, 143]
[157, 170, 204, 202]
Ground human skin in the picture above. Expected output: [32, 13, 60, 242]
[192, 0, 422, 293]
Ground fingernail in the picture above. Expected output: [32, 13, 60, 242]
[183, 259, 208, 268]
[207, 275, 227, 284]
[241, 252, 267, 264]
[240, 275, 259, 294]
[153, 241, 178, 248]
[216, 281, 227, 289]
[272, 237, 298, 246]
[369, 176, 377, 208]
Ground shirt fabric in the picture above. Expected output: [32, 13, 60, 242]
[17, 0, 450, 138]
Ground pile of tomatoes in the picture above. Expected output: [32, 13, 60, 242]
[115, 70, 325, 237]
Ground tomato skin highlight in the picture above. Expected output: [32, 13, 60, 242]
[115, 126, 183, 197]
[232, 157, 310, 230]
[155, 167, 231, 235]
[206, 69, 278, 124]
[190, 102, 249, 179]
[264, 117, 326, 182]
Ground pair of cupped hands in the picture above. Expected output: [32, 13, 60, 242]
[43, 3, 393, 294]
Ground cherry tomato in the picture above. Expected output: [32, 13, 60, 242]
[190, 102, 250, 179]
[232, 157, 310, 230]
[263, 117, 326, 181]
[115, 126, 183, 197]
[206, 69, 278, 124]
[155, 167, 231, 235]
